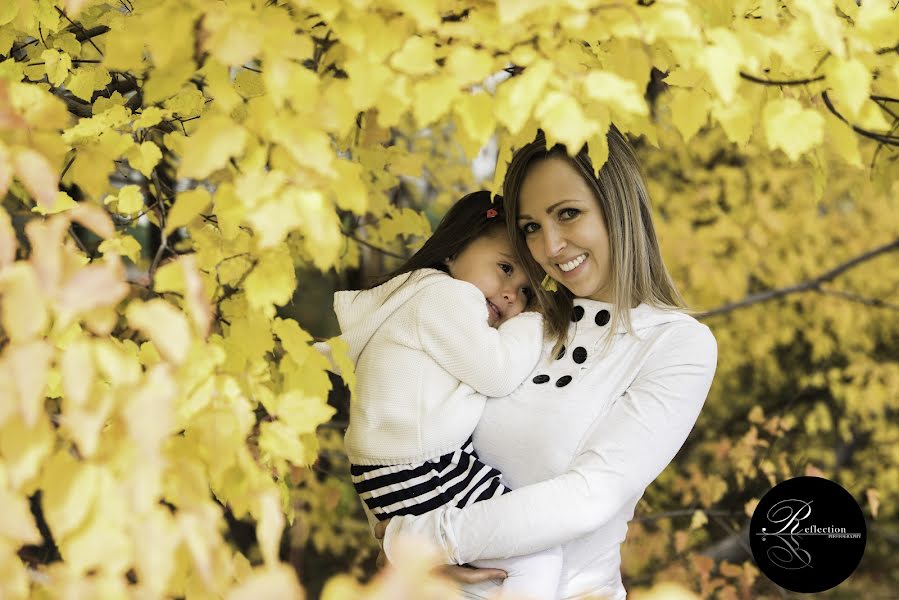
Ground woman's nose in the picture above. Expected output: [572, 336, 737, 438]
[542, 227, 565, 259]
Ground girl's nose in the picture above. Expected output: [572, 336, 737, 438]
[502, 286, 518, 304]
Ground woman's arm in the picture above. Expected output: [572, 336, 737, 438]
[415, 278, 544, 398]
[383, 321, 718, 564]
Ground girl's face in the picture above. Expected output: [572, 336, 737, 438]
[445, 228, 533, 327]
[516, 157, 613, 302]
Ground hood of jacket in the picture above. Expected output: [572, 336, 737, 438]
[334, 268, 449, 365]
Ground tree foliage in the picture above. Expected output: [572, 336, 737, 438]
[0, 0, 897, 598]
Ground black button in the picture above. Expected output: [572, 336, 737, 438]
[595, 310, 610, 326]
[572, 306, 584, 322]
[555, 345, 566, 360]
[573, 347, 587, 364]
[555, 375, 572, 387]
[532, 374, 550, 384]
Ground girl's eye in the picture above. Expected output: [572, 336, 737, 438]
[499, 263, 513, 274]
[521, 222, 538, 234]
[521, 287, 533, 301]
[560, 208, 580, 219]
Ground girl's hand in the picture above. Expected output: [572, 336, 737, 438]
[373, 518, 507, 583]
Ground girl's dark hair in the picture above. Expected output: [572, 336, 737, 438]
[365, 190, 509, 291]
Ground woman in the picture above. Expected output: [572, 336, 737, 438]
[374, 127, 718, 600]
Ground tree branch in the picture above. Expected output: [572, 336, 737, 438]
[341, 229, 406, 260]
[822, 91, 899, 146]
[739, 71, 825, 86]
[697, 238, 899, 318]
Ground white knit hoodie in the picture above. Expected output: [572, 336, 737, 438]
[326, 268, 544, 466]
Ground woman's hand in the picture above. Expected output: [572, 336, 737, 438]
[374, 518, 507, 583]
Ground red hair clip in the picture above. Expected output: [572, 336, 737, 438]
[486, 208, 498, 219]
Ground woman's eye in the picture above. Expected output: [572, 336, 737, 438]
[499, 263, 512, 274]
[521, 222, 538, 234]
[560, 208, 580, 219]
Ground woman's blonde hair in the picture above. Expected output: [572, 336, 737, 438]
[503, 126, 687, 356]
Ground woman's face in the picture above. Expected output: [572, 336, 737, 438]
[445, 228, 533, 327]
[516, 157, 613, 302]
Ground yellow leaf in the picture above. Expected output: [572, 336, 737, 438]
[255, 491, 284, 567]
[747, 405, 764, 423]
[0, 413, 54, 491]
[332, 160, 368, 215]
[668, 87, 711, 143]
[446, 45, 495, 87]
[866, 488, 880, 518]
[41, 49, 71, 86]
[631, 582, 700, 600]
[744, 497, 760, 517]
[41, 450, 101, 540]
[31, 191, 77, 215]
[126, 299, 192, 364]
[60, 338, 94, 408]
[66, 65, 111, 102]
[390, 35, 437, 75]
[272, 391, 336, 435]
[133, 106, 170, 129]
[321, 575, 365, 600]
[93, 338, 142, 387]
[698, 29, 743, 103]
[583, 71, 648, 116]
[13, 147, 57, 209]
[56, 258, 130, 325]
[827, 58, 871, 119]
[495, 60, 553, 135]
[0, 264, 48, 342]
[0, 205, 15, 269]
[535, 91, 599, 153]
[178, 115, 248, 179]
[258, 420, 305, 467]
[344, 56, 392, 111]
[125, 141, 162, 177]
[163, 86, 206, 119]
[165, 188, 212, 235]
[454, 91, 497, 148]
[5, 340, 53, 427]
[234, 69, 265, 99]
[497, 0, 553, 24]
[225, 565, 303, 600]
[824, 112, 862, 167]
[794, 0, 846, 58]
[322, 336, 355, 397]
[711, 91, 755, 148]
[105, 184, 145, 215]
[0, 488, 42, 544]
[203, 10, 263, 66]
[413, 76, 460, 128]
[212, 183, 246, 240]
[243, 247, 296, 316]
[98, 233, 142, 262]
[763, 99, 824, 161]
[689, 509, 708, 530]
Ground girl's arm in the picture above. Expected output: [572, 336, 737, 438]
[415, 278, 544, 398]
[383, 321, 717, 564]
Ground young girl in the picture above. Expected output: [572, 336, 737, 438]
[319, 191, 563, 599]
